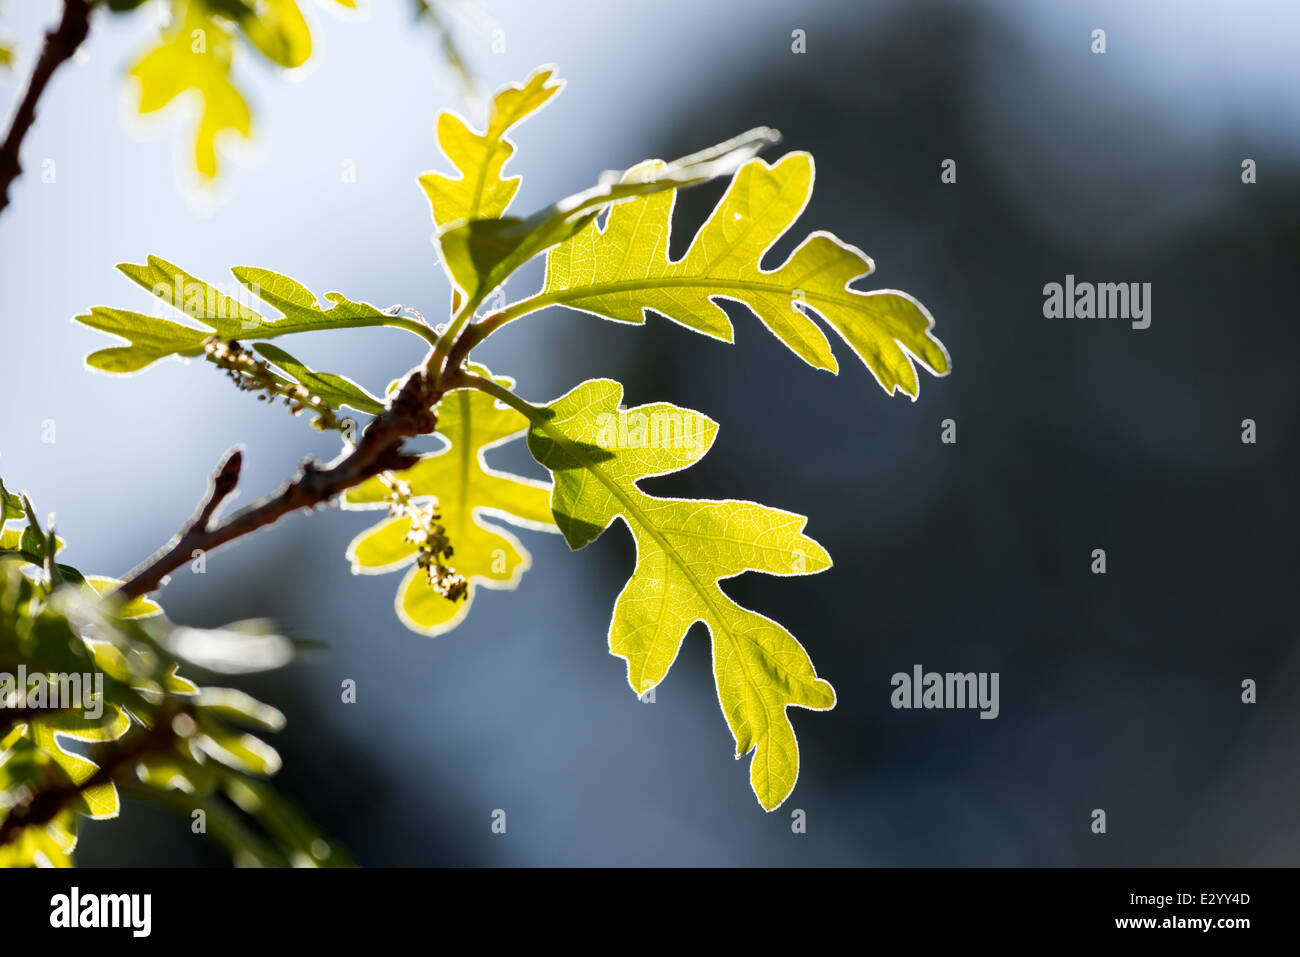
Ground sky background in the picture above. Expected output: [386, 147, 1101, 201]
[1, 0, 1298, 865]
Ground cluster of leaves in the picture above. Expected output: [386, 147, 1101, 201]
[75, 66, 949, 812]
[0, 481, 346, 866]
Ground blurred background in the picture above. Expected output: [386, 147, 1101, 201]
[1, 0, 1297, 865]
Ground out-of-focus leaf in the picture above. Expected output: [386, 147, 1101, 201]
[0, 520, 338, 866]
[128, 1, 250, 179]
[196, 688, 286, 732]
[164, 619, 295, 674]
[238, 0, 312, 69]
[194, 715, 281, 775]
[0, 480, 23, 523]
[224, 776, 351, 866]
[134, 748, 219, 794]
[149, 790, 289, 867]
[30, 726, 120, 821]
[84, 576, 162, 619]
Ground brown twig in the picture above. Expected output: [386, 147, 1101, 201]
[440, 313, 494, 377]
[0, 0, 93, 218]
[115, 369, 441, 601]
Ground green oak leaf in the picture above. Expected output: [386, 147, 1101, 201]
[0, 480, 22, 524]
[0, 813, 79, 867]
[522, 378, 834, 810]
[0, 732, 81, 867]
[253, 343, 384, 416]
[524, 153, 950, 398]
[75, 256, 426, 374]
[84, 575, 164, 620]
[419, 65, 563, 229]
[437, 127, 781, 307]
[343, 372, 556, 635]
[30, 725, 122, 821]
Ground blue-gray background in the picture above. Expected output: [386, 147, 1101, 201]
[1, 0, 1297, 865]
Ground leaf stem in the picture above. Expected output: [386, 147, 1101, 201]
[250, 314, 442, 347]
[487, 292, 559, 330]
[429, 294, 482, 378]
[382, 314, 444, 347]
[454, 369, 546, 425]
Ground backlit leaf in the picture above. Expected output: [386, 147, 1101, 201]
[253, 343, 384, 415]
[238, 0, 312, 69]
[75, 256, 423, 374]
[129, 1, 250, 179]
[523, 378, 834, 810]
[31, 726, 120, 821]
[125, 0, 361, 177]
[344, 373, 557, 635]
[84, 576, 163, 619]
[437, 127, 781, 306]
[526, 153, 950, 398]
[165, 619, 295, 674]
[419, 66, 563, 229]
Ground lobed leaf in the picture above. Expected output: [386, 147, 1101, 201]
[30, 726, 121, 821]
[129, 1, 250, 179]
[420, 66, 563, 229]
[437, 127, 782, 306]
[75, 256, 418, 374]
[344, 372, 557, 635]
[529, 153, 950, 398]
[522, 378, 835, 810]
[0, 734, 81, 867]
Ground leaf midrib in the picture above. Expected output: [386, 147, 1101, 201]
[530, 405, 772, 735]
[455, 391, 472, 539]
[533, 275, 886, 319]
